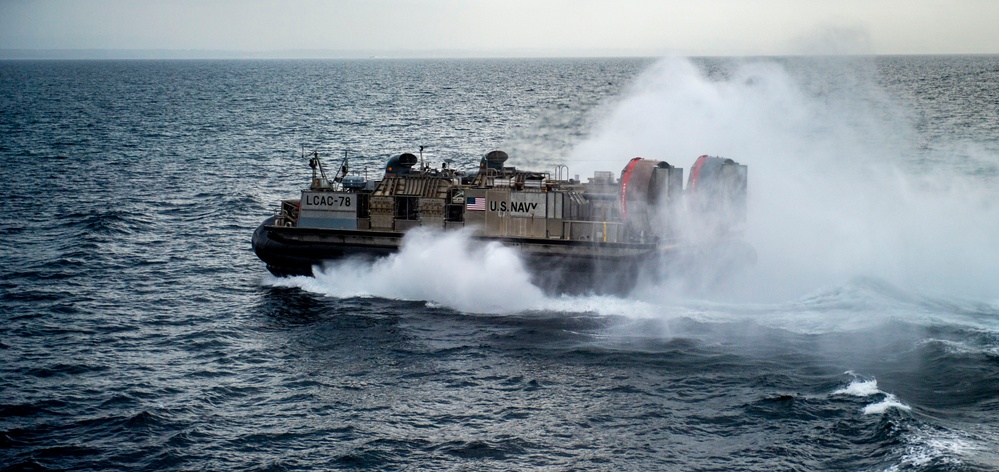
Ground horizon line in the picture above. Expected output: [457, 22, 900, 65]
[3, 48, 997, 61]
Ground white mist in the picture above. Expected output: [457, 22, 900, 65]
[269, 227, 547, 314]
[568, 56, 999, 302]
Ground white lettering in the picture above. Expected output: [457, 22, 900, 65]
[301, 193, 353, 210]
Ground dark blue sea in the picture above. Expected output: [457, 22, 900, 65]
[2, 56, 999, 471]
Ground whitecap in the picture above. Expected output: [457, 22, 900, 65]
[862, 393, 911, 415]
[833, 378, 880, 397]
[832, 374, 912, 414]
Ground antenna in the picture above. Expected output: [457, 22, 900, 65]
[334, 150, 349, 185]
[419, 145, 425, 175]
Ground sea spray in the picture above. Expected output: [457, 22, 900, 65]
[267, 227, 547, 314]
[568, 56, 999, 302]
[266, 228, 679, 316]
[832, 374, 913, 415]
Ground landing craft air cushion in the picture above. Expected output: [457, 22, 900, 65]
[252, 150, 750, 293]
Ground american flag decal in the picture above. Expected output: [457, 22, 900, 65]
[466, 197, 485, 211]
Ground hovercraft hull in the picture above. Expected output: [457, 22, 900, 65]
[252, 150, 750, 294]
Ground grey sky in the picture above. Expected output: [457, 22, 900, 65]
[2, 0, 997, 57]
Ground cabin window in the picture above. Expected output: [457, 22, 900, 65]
[356, 194, 370, 218]
[446, 189, 465, 222]
[446, 203, 464, 222]
[394, 196, 419, 220]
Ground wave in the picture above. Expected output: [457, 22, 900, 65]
[56, 208, 154, 238]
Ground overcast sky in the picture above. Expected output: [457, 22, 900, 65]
[2, 0, 997, 58]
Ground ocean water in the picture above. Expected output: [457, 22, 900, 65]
[2, 56, 998, 471]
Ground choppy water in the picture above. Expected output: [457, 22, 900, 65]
[2, 56, 998, 471]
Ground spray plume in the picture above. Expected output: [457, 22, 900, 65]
[268, 228, 546, 314]
[571, 56, 999, 302]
